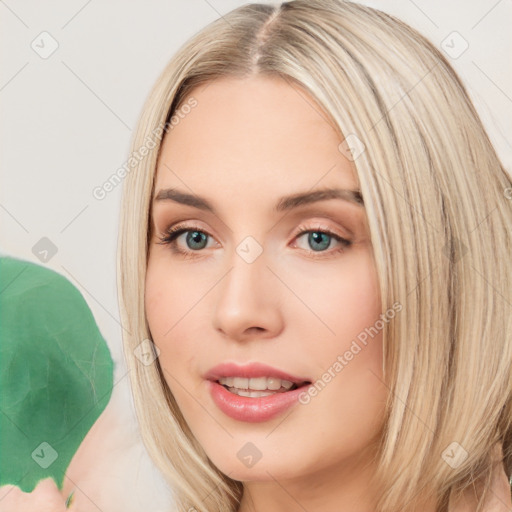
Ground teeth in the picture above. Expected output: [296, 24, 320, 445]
[223, 376, 234, 387]
[267, 377, 283, 390]
[218, 376, 297, 391]
[233, 377, 249, 389]
[230, 389, 278, 397]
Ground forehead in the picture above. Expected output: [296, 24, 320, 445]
[154, 75, 359, 200]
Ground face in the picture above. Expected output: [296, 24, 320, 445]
[145, 75, 387, 487]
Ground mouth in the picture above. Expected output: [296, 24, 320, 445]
[215, 376, 311, 397]
[204, 362, 313, 421]
[208, 378, 313, 422]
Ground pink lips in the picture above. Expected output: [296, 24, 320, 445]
[205, 362, 311, 423]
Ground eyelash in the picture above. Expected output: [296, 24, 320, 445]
[156, 222, 352, 261]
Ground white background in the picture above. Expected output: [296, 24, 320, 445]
[1, 0, 511, 509]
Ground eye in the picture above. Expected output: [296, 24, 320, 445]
[292, 223, 352, 259]
[156, 222, 352, 260]
[156, 224, 215, 259]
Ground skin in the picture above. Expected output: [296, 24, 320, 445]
[145, 74, 395, 512]
[451, 443, 512, 512]
[57, 390, 173, 512]
[0, 479, 69, 512]
[0, 391, 174, 512]
[0, 76, 508, 512]
[145, 75, 512, 511]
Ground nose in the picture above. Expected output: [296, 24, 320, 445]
[212, 242, 284, 342]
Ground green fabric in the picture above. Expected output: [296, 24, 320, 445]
[0, 256, 114, 491]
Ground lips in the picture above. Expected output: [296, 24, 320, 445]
[204, 362, 311, 385]
[204, 362, 312, 422]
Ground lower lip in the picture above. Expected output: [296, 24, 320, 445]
[207, 380, 310, 423]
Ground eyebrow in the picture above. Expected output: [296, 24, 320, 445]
[153, 187, 364, 214]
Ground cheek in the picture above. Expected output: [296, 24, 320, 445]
[285, 247, 382, 343]
[290, 247, 385, 416]
[145, 254, 195, 340]
[144, 257, 205, 390]
[145, 258, 183, 368]
[337, 257, 381, 338]
[144, 260, 168, 340]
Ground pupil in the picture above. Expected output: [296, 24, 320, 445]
[187, 231, 207, 250]
[309, 231, 330, 251]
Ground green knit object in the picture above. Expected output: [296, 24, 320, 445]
[0, 256, 114, 491]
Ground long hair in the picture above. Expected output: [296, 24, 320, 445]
[116, 1, 512, 510]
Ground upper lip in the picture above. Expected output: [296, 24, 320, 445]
[204, 362, 311, 385]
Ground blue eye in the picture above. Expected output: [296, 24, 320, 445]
[156, 224, 352, 260]
[157, 226, 212, 258]
[182, 230, 208, 250]
[301, 231, 334, 251]
[292, 228, 351, 258]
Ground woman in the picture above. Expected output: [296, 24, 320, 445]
[3, 0, 509, 511]
[115, 1, 512, 511]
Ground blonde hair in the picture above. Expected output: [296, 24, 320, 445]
[116, 1, 512, 511]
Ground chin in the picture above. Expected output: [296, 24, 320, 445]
[216, 464, 278, 483]
[207, 450, 307, 483]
